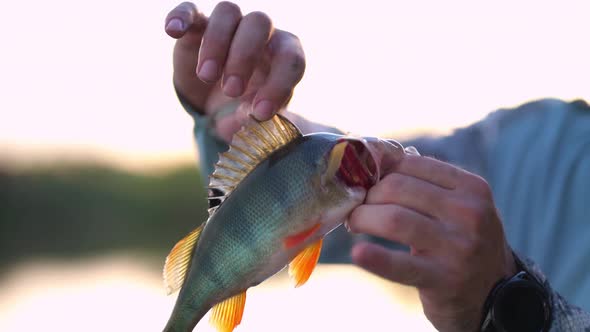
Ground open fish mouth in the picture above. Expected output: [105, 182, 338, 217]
[334, 138, 379, 190]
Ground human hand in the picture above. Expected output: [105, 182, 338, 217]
[348, 154, 518, 332]
[164, 2, 306, 142]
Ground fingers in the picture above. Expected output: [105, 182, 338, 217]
[395, 155, 463, 190]
[165, 2, 207, 42]
[197, 2, 243, 82]
[352, 242, 438, 287]
[394, 155, 495, 203]
[166, 2, 304, 120]
[361, 137, 406, 179]
[367, 172, 451, 218]
[222, 12, 273, 97]
[251, 30, 306, 120]
[349, 204, 446, 251]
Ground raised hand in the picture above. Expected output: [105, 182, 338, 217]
[164, 2, 306, 142]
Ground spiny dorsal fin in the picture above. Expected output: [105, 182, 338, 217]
[207, 114, 302, 215]
[163, 223, 205, 295]
[210, 291, 247, 332]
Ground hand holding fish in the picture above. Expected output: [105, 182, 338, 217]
[348, 155, 518, 332]
[165, 2, 305, 142]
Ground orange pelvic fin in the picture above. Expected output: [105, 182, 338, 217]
[283, 222, 321, 249]
[288, 238, 323, 287]
[210, 291, 247, 332]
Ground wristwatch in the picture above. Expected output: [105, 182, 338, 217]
[480, 254, 552, 332]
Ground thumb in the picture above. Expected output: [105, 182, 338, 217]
[363, 137, 419, 178]
[165, 2, 208, 43]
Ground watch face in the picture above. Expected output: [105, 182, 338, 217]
[493, 279, 547, 332]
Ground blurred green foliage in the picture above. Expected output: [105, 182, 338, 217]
[0, 164, 208, 269]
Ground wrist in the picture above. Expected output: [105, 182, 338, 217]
[480, 252, 552, 332]
[174, 82, 207, 115]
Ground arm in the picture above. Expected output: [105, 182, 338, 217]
[348, 99, 590, 331]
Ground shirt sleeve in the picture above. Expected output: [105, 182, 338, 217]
[518, 254, 590, 331]
[175, 87, 229, 181]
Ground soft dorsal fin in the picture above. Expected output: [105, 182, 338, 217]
[207, 114, 302, 215]
[163, 223, 205, 295]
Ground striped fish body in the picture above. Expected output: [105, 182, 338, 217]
[163, 116, 382, 332]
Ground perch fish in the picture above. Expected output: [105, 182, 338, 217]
[162, 114, 410, 332]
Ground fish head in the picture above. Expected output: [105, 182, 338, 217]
[290, 134, 381, 235]
[319, 135, 380, 192]
[303, 134, 412, 240]
[302, 133, 418, 237]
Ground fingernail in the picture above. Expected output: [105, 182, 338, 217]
[344, 221, 358, 234]
[165, 18, 185, 33]
[198, 60, 219, 82]
[223, 75, 243, 97]
[252, 100, 274, 120]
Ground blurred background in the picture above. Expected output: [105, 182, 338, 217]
[0, 0, 588, 331]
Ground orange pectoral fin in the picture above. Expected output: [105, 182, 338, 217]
[283, 223, 321, 249]
[210, 291, 247, 332]
[288, 238, 323, 288]
[163, 223, 204, 295]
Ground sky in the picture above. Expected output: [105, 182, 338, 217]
[0, 0, 588, 170]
